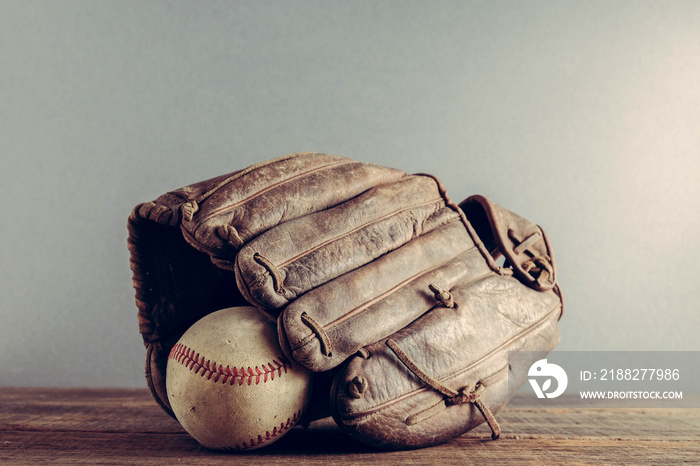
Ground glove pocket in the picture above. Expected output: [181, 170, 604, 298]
[330, 275, 562, 449]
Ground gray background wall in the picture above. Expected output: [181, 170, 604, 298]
[1, 1, 698, 388]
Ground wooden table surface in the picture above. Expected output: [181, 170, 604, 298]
[1, 387, 698, 465]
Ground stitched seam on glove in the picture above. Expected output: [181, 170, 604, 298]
[388, 339, 505, 438]
[289, 247, 484, 353]
[191, 160, 353, 235]
[404, 365, 509, 426]
[277, 198, 446, 269]
[337, 300, 562, 419]
[194, 153, 304, 202]
[323, 245, 483, 331]
[418, 173, 506, 277]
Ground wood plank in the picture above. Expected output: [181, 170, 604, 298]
[1, 388, 698, 465]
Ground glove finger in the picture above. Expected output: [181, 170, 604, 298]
[278, 218, 488, 372]
[330, 275, 563, 450]
[235, 175, 456, 311]
[176, 152, 405, 264]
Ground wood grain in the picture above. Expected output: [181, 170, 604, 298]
[1, 388, 698, 465]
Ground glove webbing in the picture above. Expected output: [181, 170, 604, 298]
[386, 338, 501, 440]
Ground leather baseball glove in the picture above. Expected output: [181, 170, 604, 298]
[127, 152, 563, 449]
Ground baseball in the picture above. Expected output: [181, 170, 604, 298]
[166, 306, 313, 451]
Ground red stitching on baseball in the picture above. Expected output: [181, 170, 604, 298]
[234, 409, 304, 451]
[168, 343, 290, 386]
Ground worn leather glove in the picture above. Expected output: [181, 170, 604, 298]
[330, 195, 563, 448]
[127, 152, 563, 448]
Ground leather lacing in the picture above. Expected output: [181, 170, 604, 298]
[523, 255, 554, 288]
[300, 313, 333, 357]
[253, 253, 285, 295]
[386, 339, 501, 440]
[217, 225, 245, 248]
[181, 200, 199, 221]
[428, 284, 457, 308]
[507, 229, 555, 290]
[299, 284, 459, 361]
